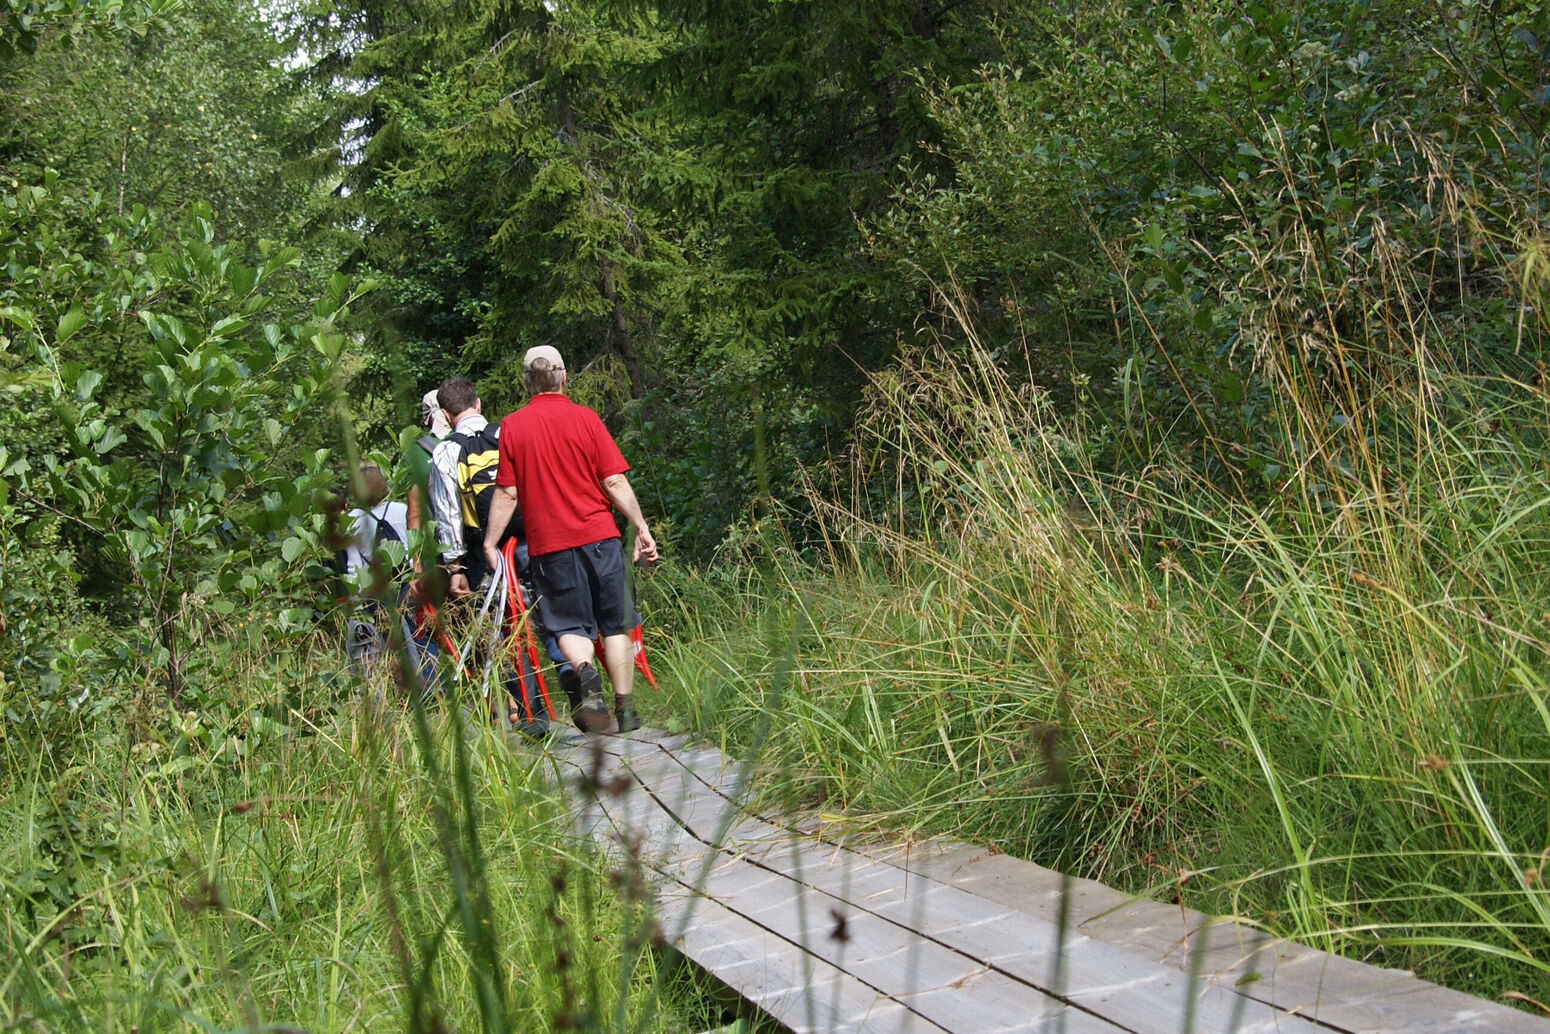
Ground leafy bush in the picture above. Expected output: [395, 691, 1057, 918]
[2, 173, 372, 703]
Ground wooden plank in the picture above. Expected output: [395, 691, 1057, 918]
[556, 734, 1550, 1034]
[654, 881, 947, 1034]
[569, 746, 1299, 1033]
[570, 748, 1279, 1034]
[582, 774, 1131, 1034]
[571, 758, 1009, 1032]
[856, 840, 1550, 1034]
[860, 849, 1547, 1034]
[629, 745, 1550, 1034]
[656, 806, 1332, 1034]
[579, 745, 1335, 1033]
[567, 747, 1116, 1034]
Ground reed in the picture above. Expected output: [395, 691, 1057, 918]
[645, 268, 1550, 1006]
[0, 633, 698, 1033]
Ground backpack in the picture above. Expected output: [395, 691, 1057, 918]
[334, 504, 409, 581]
[370, 507, 409, 578]
[447, 424, 522, 550]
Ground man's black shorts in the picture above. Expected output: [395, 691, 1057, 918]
[530, 537, 630, 641]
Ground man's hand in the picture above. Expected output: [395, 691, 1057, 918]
[602, 472, 658, 565]
[633, 526, 658, 565]
[449, 571, 471, 597]
[484, 486, 519, 577]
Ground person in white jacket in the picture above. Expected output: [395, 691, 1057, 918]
[428, 377, 498, 597]
[343, 465, 409, 667]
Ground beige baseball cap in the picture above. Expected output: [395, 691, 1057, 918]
[522, 344, 565, 371]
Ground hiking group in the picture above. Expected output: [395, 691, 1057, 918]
[341, 345, 657, 739]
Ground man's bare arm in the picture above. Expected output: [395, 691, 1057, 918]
[602, 473, 658, 563]
[484, 485, 519, 573]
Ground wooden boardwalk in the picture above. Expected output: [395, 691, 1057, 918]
[551, 729, 1550, 1034]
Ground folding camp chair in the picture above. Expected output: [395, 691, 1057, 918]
[499, 540, 558, 724]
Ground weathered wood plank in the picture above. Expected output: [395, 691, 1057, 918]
[654, 881, 945, 1034]
[564, 743, 1293, 1034]
[573, 753, 1140, 1034]
[554, 734, 1550, 1034]
[667, 895, 933, 1032]
[636, 791, 1331, 1034]
[576, 744, 1336, 1033]
[579, 764, 1133, 1034]
[852, 840, 1550, 1034]
[638, 739, 1550, 1034]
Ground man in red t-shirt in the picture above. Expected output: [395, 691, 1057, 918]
[484, 345, 659, 734]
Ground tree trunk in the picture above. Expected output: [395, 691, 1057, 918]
[157, 596, 183, 705]
[751, 387, 771, 517]
[557, 72, 645, 399]
[598, 262, 645, 399]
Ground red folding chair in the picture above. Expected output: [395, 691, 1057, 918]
[593, 620, 660, 692]
[501, 539, 557, 722]
[418, 600, 474, 680]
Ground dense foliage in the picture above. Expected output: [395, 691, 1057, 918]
[3, 0, 1550, 1023]
[288, 0, 1548, 556]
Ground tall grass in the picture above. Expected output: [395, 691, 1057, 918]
[0, 628, 707, 1033]
[643, 207, 1550, 1006]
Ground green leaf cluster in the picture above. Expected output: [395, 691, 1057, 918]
[3, 172, 363, 702]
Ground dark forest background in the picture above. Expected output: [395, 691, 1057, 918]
[11, 0, 1545, 565]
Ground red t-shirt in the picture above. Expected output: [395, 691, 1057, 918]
[495, 393, 630, 556]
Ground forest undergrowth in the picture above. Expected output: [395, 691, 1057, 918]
[0, 634, 727, 1034]
[645, 295, 1550, 1009]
